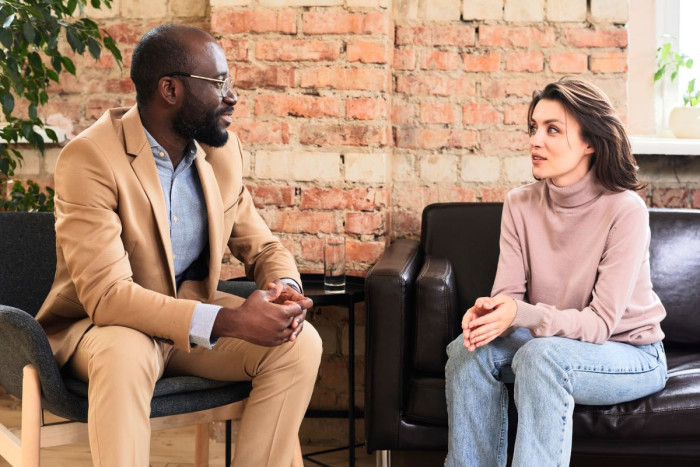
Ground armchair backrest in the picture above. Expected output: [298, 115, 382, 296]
[649, 209, 700, 349]
[0, 212, 57, 317]
[418, 204, 700, 352]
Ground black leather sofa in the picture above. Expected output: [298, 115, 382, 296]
[365, 203, 700, 463]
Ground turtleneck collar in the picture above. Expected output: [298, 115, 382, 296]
[545, 168, 606, 208]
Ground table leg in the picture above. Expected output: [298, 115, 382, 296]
[348, 297, 355, 467]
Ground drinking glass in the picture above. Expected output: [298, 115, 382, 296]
[324, 236, 346, 294]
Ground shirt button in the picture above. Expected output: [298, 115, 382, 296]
[173, 215, 178, 222]
[158, 151, 166, 158]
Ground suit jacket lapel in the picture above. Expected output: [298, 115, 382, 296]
[195, 144, 224, 302]
[121, 106, 177, 295]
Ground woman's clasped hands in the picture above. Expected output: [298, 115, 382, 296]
[462, 294, 517, 351]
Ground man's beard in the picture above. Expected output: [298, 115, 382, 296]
[173, 91, 229, 148]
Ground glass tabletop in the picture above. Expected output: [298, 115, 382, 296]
[299, 273, 365, 305]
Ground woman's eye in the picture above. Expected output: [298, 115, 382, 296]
[528, 125, 537, 135]
[547, 126, 559, 134]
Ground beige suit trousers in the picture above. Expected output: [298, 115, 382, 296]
[67, 322, 322, 467]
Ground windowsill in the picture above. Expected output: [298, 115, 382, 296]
[630, 135, 700, 156]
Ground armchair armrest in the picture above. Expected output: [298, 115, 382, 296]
[414, 256, 458, 373]
[0, 305, 88, 421]
[365, 238, 423, 450]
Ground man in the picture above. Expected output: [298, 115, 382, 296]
[35, 24, 322, 467]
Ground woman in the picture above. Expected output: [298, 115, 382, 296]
[445, 78, 668, 467]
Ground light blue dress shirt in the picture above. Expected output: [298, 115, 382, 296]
[144, 129, 221, 348]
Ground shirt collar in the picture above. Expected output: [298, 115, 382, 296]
[143, 127, 198, 165]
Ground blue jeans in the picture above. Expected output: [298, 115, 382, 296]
[445, 328, 668, 467]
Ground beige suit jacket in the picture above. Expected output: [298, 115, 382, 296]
[36, 106, 300, 367]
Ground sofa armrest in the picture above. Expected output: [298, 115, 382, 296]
[365, 238, 423, 450]
[414, 256, 458, 373]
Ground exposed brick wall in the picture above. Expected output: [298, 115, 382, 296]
[8, 0, 700, 447]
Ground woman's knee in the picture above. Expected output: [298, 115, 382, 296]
[512, 338, 569, 377]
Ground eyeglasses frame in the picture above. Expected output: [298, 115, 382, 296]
[165, 72, 234, 99]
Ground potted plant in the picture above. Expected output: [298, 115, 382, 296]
[0, 0, 121, 211]
[654, 42, 700, 138]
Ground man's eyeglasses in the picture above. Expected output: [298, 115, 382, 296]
[166, 72, 234, 99]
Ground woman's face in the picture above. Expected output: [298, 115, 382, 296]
[529, 98, 594, 187]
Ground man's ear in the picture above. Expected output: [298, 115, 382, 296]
[158, 77, 179, 106]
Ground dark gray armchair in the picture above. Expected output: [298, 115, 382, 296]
[0, 212, 253, 466]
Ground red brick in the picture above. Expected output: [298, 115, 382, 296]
[212, 9, 296, 34]
[549, 52, 588, 73]
[481, 187, 510, 202]
[300, 124, 389, 147]
[504, 104, 529, 125]
[396, 26, 475, 46]
[392, 209, 421, 234]
[449, 130, 478, 149]
[300, 188, 389, 210]
[563, 28, 628, 48]
[105, 23, 145, 44]
[420, 51, 461, 71]
[220, 264, 246, 281]
[346, 98, 388, 121]
[396, 75, 475, 97]
[347, 41, 387, 64]
[346, 239, 385, 264]
[85, 99, 114, 120]
[255, 94, 340, 118]
[692, 189, 700, 209]
[264, 210, 337, 234]
[479, 26, 555, 47]
[345, 212, 386, 235]
[246, 184, 296, 208]
[393, 186, 439, 210]
[393, 49, 416, 70]
[481, 130, 527, 151]
[300, 237, 324, 262]
[300, 68, 390, 92]
[256, 40, 340, 62]
[590, 51, 627, 73]
[462, 103, 501, 125]
[232, 99, 252, 118]
[392, 101, 418, 125]
[220, 39, 250, 62]
[505, 52, 544, 72]
[481, 77, 551, 99]
[231, 121, 290, 144]
[105, 78, 135, 94]
[650, 188, 689, 208]
[438, 187, 478, 202]
[302, 12, 391, 35]
[235, 66, 295, 89]
[463, 52, 500, 72]
[420, 102, 456, 124]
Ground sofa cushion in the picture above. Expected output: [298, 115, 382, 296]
[405, 350, 700, 439]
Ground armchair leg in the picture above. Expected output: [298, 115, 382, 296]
[376, 450, 391, 467]
[194, 423, 209, 467]
[21, 365, 41, 467]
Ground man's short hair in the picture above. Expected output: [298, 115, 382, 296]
[130, 24, 208, 110]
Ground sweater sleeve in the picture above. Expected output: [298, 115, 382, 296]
[510, 201, 650, 344]
[491, 195, 528, 301]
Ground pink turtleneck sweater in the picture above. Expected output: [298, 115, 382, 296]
[492, 169, 665, 345]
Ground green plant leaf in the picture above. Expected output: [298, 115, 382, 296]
[91, 0, 101, 8]
[62, 56, 76, 74]
[0, 28, 12, 49]
[46, 69, 59, 82]
[0, 93, 14, 114]
[66, 28, 82, 53]
[44, 127, 58, 142]
[2, 13, 14, 29]
[28, 103, 37, 120]
[23, 22, 36, 44]
[87, 37, 101, 59]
